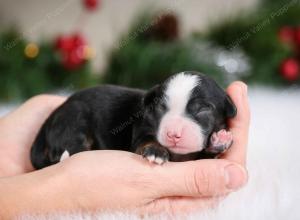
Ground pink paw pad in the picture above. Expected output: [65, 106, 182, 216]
[206, 129, 233, 154]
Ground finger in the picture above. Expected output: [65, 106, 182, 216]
[150, 159, 247, 198]
[222, 81, 250, 166]
[4, 94, 66, 123]
[1, 95, 66, 172]
[3, 95, 66, 142]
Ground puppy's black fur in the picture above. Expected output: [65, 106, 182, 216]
[31, 71, 236, 169]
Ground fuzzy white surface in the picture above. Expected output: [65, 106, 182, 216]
[1, 87, 299, 220]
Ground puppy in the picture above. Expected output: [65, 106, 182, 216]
[31, 71, 236, 169]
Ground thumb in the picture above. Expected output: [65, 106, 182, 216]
[151, 159, 247, 198]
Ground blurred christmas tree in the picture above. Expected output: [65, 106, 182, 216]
[104, 0, 300, 88]
[0, 0, 101, 101]
[201, 0, 300, 85]
[0, 30, 97, 101]
[103, 14, 236, 89]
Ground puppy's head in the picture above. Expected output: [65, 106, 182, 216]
[142, 71, 236, 154]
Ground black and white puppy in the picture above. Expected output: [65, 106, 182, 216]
[31, 71, 237, 169]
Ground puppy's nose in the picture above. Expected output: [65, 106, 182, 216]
[167, 131, 181, 143]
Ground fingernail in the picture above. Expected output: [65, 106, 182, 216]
[225, 164, 247, 190]
[236, 86, 243, 102]
[240, 83, 248, 95]
[241, 84, 247, 94]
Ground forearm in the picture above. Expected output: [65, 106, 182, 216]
[0, 164, 75, 218]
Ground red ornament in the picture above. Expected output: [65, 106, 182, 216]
[72, 33, 86, 47]
[294, 27, 300, 46]
[55, 35, 74, 52]
[54, 33, 88, 70]
[62, 50, 85, 70]
[83, 0, 99, 11]
[280, 58, 300, 81]
[278, 26, 295, 44]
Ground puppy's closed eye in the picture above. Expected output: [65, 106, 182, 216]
[188, 101, 213, 115]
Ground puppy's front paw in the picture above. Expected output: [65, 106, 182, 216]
[141, 145, 169, 165]
[206, 129, 233, 154]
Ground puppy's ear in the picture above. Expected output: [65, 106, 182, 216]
[143, 85, 160, 106]
[225, 95, 237, 118]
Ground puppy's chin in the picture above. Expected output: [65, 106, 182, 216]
[166, 145, 203, 154]
[167, 146, 202, 154]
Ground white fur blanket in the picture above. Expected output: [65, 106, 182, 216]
[2, 87, 298, 220]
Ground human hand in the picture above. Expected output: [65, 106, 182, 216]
[0, 81, 250, 216]
[55, 81, 250, 215]
[0, 95, 66, 177]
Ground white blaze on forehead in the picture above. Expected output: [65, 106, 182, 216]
[165, 73, 199, 113]
[157, 73, 204, 153]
